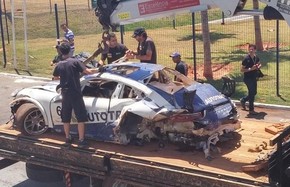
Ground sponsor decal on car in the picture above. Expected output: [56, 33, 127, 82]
[56, 106, 121, 122]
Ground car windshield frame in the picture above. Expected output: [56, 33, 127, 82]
[148, 67, 195, 86]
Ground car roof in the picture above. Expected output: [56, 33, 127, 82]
[105, 62, 164, 81]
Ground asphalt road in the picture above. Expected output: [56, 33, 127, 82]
[0, 73, 89, 187]
[0, 73, 50, 124]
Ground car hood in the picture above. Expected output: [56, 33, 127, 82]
[13, 81, 59, 98]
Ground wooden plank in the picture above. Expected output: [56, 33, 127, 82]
[241, 161, 268, 172]
[265, 123, 289, 135]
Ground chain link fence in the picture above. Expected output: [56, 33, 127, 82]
[1, 0, 290, 105]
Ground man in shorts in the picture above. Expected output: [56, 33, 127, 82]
[53, 43, 97, 147]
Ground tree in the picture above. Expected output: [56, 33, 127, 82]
[253, 0, 263, 51]
[201, 10, 213, 79]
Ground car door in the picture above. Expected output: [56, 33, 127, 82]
[49, 77, 139, 141]
[49, 77, 112, 138]
[80, 78, 138, 141]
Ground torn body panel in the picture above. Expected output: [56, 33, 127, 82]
[113, 94, 240, 159]
[112, 76, 239, 159]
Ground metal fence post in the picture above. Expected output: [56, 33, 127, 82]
[55, 4, 60, 45]
[192, 12, 197, 81]
[0, 0, 7, 68]
[276, 20, 280, 97]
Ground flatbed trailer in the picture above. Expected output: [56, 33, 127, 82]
[0, 113, 277, 187]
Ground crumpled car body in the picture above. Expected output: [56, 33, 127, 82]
[10, 62, 240, 158]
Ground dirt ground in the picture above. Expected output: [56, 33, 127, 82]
[187, 42, 285, 80]
[187, 63, 233, 80]
[237, 42, 286, 51]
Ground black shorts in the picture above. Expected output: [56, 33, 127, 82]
[61, 91, 88, 123]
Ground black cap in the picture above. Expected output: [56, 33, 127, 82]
[132, 27, 145, 38]
[59, 43, 71, 55]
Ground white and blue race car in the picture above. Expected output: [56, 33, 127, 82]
[10, 62, 240, 158]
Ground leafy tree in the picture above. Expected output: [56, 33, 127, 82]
[201, 10, 213, 79]
[253, 0, 263, 51]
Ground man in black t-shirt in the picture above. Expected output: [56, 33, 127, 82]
[53, 43, 97, 147]
[126, 27, 157, 64]
[169, 52, 188, 80]
[240, 44, 262, 115]
[99, 32, 128, 64]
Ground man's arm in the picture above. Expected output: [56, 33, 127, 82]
[52, 76, 60, 80]
[52, 66, 60, 80]
[241, 64, 259, 72]
[241, 57, 252, 72]
[126, 43, 152, 61]
[83, 68, 99, 75]
[57, 32, 74, 45]
[135, 49, 152, 61]
[67, 36, 74, 45]
[136, 41, 152, 61]
[99, 53, 107, 65]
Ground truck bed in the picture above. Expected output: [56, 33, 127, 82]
[0, 107, 278, 187]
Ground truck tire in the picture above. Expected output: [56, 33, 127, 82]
[26, 163, 63, 183]
[26, 163, 87, 183]
[14, 103, 48, 136]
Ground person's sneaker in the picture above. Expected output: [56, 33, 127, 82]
[64, 136, 73, 146]
[249, 110, 259, 115]
[78, 139, 88, 148]
[240, 99, 246, 110]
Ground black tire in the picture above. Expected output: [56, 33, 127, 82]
[14, 103, 48, 136]
[26, 163, 63, 183]
[26, 163, 87, 183]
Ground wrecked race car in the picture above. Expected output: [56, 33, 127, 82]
[10, 62, 240, 159]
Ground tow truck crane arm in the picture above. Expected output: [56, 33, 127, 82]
[95, 0, 289, 31]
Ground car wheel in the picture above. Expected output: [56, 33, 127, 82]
[15, 103, 48, 136]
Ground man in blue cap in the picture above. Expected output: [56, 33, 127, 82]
[126, 27, 157, 64]
[170, 52, 188, 81]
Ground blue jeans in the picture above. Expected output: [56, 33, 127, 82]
[242, 78, 257, 111]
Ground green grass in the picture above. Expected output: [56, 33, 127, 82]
[1, 0, 290, 106]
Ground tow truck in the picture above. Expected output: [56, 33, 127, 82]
[0, 0, 290, 187]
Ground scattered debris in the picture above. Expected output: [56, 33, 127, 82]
[248, 141, 268, 153]
[243, 143, 273, 172]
